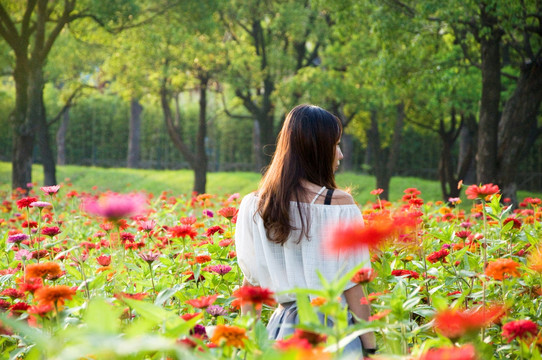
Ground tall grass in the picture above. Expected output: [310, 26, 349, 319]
[0, 162, 540, 205]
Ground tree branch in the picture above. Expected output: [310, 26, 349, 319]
[21, 0, 38, 40]
[220, 91, 253, 120]
[404, 114, 438, 132]
[47, 84, 92, 126]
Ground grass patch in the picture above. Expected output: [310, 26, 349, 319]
[1, 162, 540, 205]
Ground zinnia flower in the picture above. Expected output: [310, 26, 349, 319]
[41, 226, 61, 237]
[207, 264, 232, 276]
[502, 319, 538, 343]
[391, 269, 419, 279]
[82, 192, 147, 221]
[138, 251, 160, 264]
[232, 286, 276, 310]
[433, 305, 506, 339]
[7, 233, 29, 244]
[96, 255, 112, 267]
[186, 294, 218, 309]
[528, 248, 542, 272]
[420, 344, 477, 360]
[34, 285, 76, 307]
[217, 207, 238, 220]
[40, 185, 60, 195]
[16, 197, 38, 209]
[206, 305, 227, 317]
[485, 258, 521, 280]
[210, 324, 248, 348]
[370, 189, 384, 196]
[168, 225, 198, 239]
[427, 249, 449, 264]
[465, 183, 500, 200]
[1, 288, 25, 299]
[30, 201, 51, 208]
[351, 268, 376, 283]
[26, 262, 63, 280]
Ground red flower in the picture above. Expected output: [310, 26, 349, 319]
[455, 230, 471, 239]
[96, 255, 112, 266]
[232, 286, 276, 310]
[206, 225, 224, 237]
[420, 344, 477, 360]
[434, 305, 506, 339]
[391, 269, 419, 279]
[16, 197, 39, 209]
[502, 319, 538, 343]
[41, 226, 61, 237]
[351, 268, 376, 283]
[217, 207, 238, 220]
[1, 288, 25, 300]
[114, 292, 148, 301]
[427, 249, 449, 264]
[503, 217, 522, 230]
[195, 255, 211, 264]
[186, 294, 218, 309]
[465, 183, 500, 200]
[27, 304, 54, 316]
[168, 225, 198, 239]
[370, 189, 384, 196]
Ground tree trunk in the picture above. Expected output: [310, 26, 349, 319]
[56, 106, 69, 166]
[28, 68, 56, 186]
[457, 113, 477, 185]
[367, 110, 390, 200]
[476, 11, 502, 184]
[497, 59, 542, 206]
[11, 57, 33, 191]
[127, 98, 142, 168]
[193, 77, 208, 194]
[341, 133, 354, 171]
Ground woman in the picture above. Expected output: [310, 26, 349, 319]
[235, 104, 376, 356]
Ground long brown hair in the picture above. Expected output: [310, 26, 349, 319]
[257, 104, 342, 245]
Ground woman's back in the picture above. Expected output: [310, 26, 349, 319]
[235, 190, 369, 304]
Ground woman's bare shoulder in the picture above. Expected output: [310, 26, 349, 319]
[332, 189, 356, 205]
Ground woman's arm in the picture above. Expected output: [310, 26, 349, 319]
[344, 284, 377, 350]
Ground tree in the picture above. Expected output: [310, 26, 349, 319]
[220, 0, 329, 171]
[0, 0, 173, 190]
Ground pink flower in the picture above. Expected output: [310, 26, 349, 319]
[82, 192, 147, 221]
[140, 220, 156, 232]
[138, 251, 160, 264]
[15, 249, 33, 261]
[30, 201, 52, 208]
[40, 185, 60, 195]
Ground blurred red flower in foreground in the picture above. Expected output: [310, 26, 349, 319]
[502, 319, 538, 343]
[420, 344, 477, 360]
[82, 192, 147, 221]
[233, 286, 276, 310]
[465, 183, 500, 200]
[433, 305, 506, 339]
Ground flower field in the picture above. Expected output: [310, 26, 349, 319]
[0, 182, 541, 359]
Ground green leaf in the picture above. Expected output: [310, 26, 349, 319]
[84, 298, 121, 334]
[296, 292, 320, 325]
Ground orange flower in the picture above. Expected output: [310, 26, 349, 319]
[168, 225, 197, 239]
[210, 324, 247, 348]
[351, 268, 376, 283]
[232, 286, 276, 310]
[195, 255, 211, 264]
[485, 258, 521, 280]
[310, 297, 327, 307]
[34, 285, 76, 307]
[369, 309, 391, 321]
[465, 183, 500, 200]
[528, 248, 542, 273]
[25, 262, 62, 280]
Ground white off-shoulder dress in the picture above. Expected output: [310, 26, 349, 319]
[235, 190, 370, 354]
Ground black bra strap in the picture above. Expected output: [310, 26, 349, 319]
[324, 188, 334, 205]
